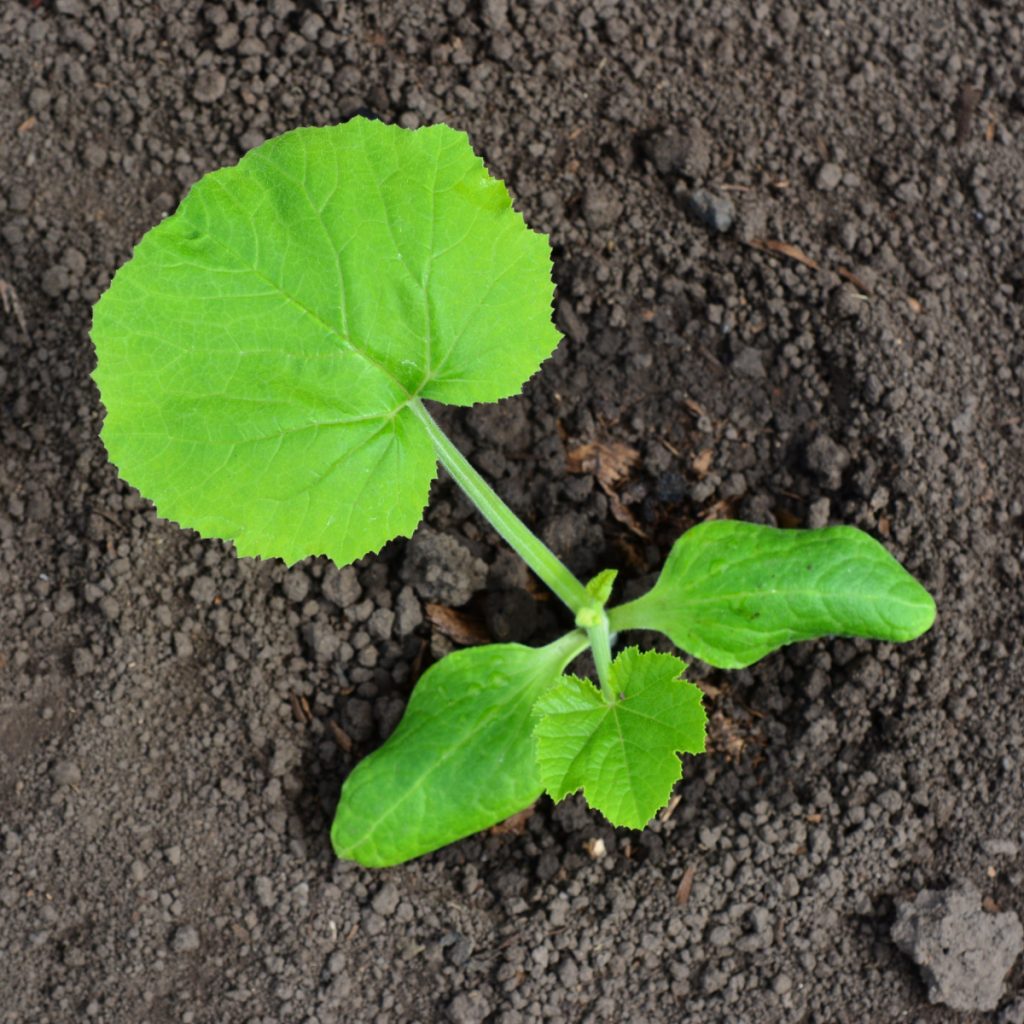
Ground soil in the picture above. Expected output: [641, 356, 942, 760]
[2, 1, 1023, 1022]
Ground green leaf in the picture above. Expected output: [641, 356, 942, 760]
[609, 521, 936, 669]
[332, 633, 584, 867]
[91, 119, 560, 565]
[533, 647, 706, 830]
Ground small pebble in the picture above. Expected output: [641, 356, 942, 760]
[27, 87, 52, 113]
[732, 346, 766, 379]
[239, 129, 266, 152]
[193, 70, 227, 104]
[807, 497, 831, 529]
[367, 607, 395, 641]
[582, 187, 622, 230]
[171, 925, 200, 953]
[82, 143, 107, 169]
[51, 760, 81, 786]
[253, 875, 275, 908]
[395, 585, 423, 634]
[282, 568, 310, 603]
[816, 162, 843, 191]
[686, 189, 734, 233]
[41, 266, 69, 298]
[371, 882, 400, 917]
[189, 575, 217, 603]
[72, 647, 95, 676]
[982, 839, 1020, 858]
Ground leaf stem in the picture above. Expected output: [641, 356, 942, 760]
[606, 597, 648, 635]
[585, 612, 616, 702]
[546, 627, 592, 669]
[410, 399, 592, 615]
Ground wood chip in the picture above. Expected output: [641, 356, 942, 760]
[700, 499, 737, 522]
[709, 709, 747, 761]
[658, 793, 682, 823]
[17, 115, 36, 134]
[907, 296, 922, 314]
[490, 804, 536, 835]
[290, 691, 312, 725]
[0, 280, 27, 335]
[691, 448, 713, 478]
[775, 507, 802, 529]
[567, 440, 647, 538]
[409, 637, 428, 682]
[954, 84, 981, 145]
[328, 719, 353, 753]
[607, 490, 647, 539]
[836, 266, 872, 293]
[675, 865, 696, 906]
[683, 397, 710, 421]
[425, 603, 490, 646]
[566, 440, 640, 490]
[748, 238, 819, 270]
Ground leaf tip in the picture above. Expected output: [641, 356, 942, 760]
[902, 582, 937, 640]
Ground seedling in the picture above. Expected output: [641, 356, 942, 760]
[91, 120, 935, 867]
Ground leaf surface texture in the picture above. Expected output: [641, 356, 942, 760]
[611, 522, 936, 668]
[534, 648, 706, 829]
[332, 638, 580, 867]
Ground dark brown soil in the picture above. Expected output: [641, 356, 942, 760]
[2, 2, 1024, 1022]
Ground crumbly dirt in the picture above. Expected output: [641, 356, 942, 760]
[2, 1, 1023, 1022]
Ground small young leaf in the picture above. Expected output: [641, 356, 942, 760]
[332, 634, 583, 867]
[533, 647, 706, 830]
[92, 119, 560, 566]
[610, 521, 936, 669]
[585, 568, 618, 607]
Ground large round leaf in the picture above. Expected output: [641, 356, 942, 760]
[91, 119, 560, 565]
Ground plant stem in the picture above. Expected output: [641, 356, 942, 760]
[410, 399, 592, 616]
[586, 611, 616, 702]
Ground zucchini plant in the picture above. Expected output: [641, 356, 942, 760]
[91, 120, 935, 866]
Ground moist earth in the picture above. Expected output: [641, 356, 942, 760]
[2, 2, 1024, 1022]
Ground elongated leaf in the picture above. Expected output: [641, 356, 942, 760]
[91, 119, 560, 565]
[533, 647, 706, 829]
[610, 521, 936, 669]
[332, 634, 584, 867]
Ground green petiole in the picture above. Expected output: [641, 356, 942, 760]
[411, 399, 619, 699]
[410, 399, 589, 613]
